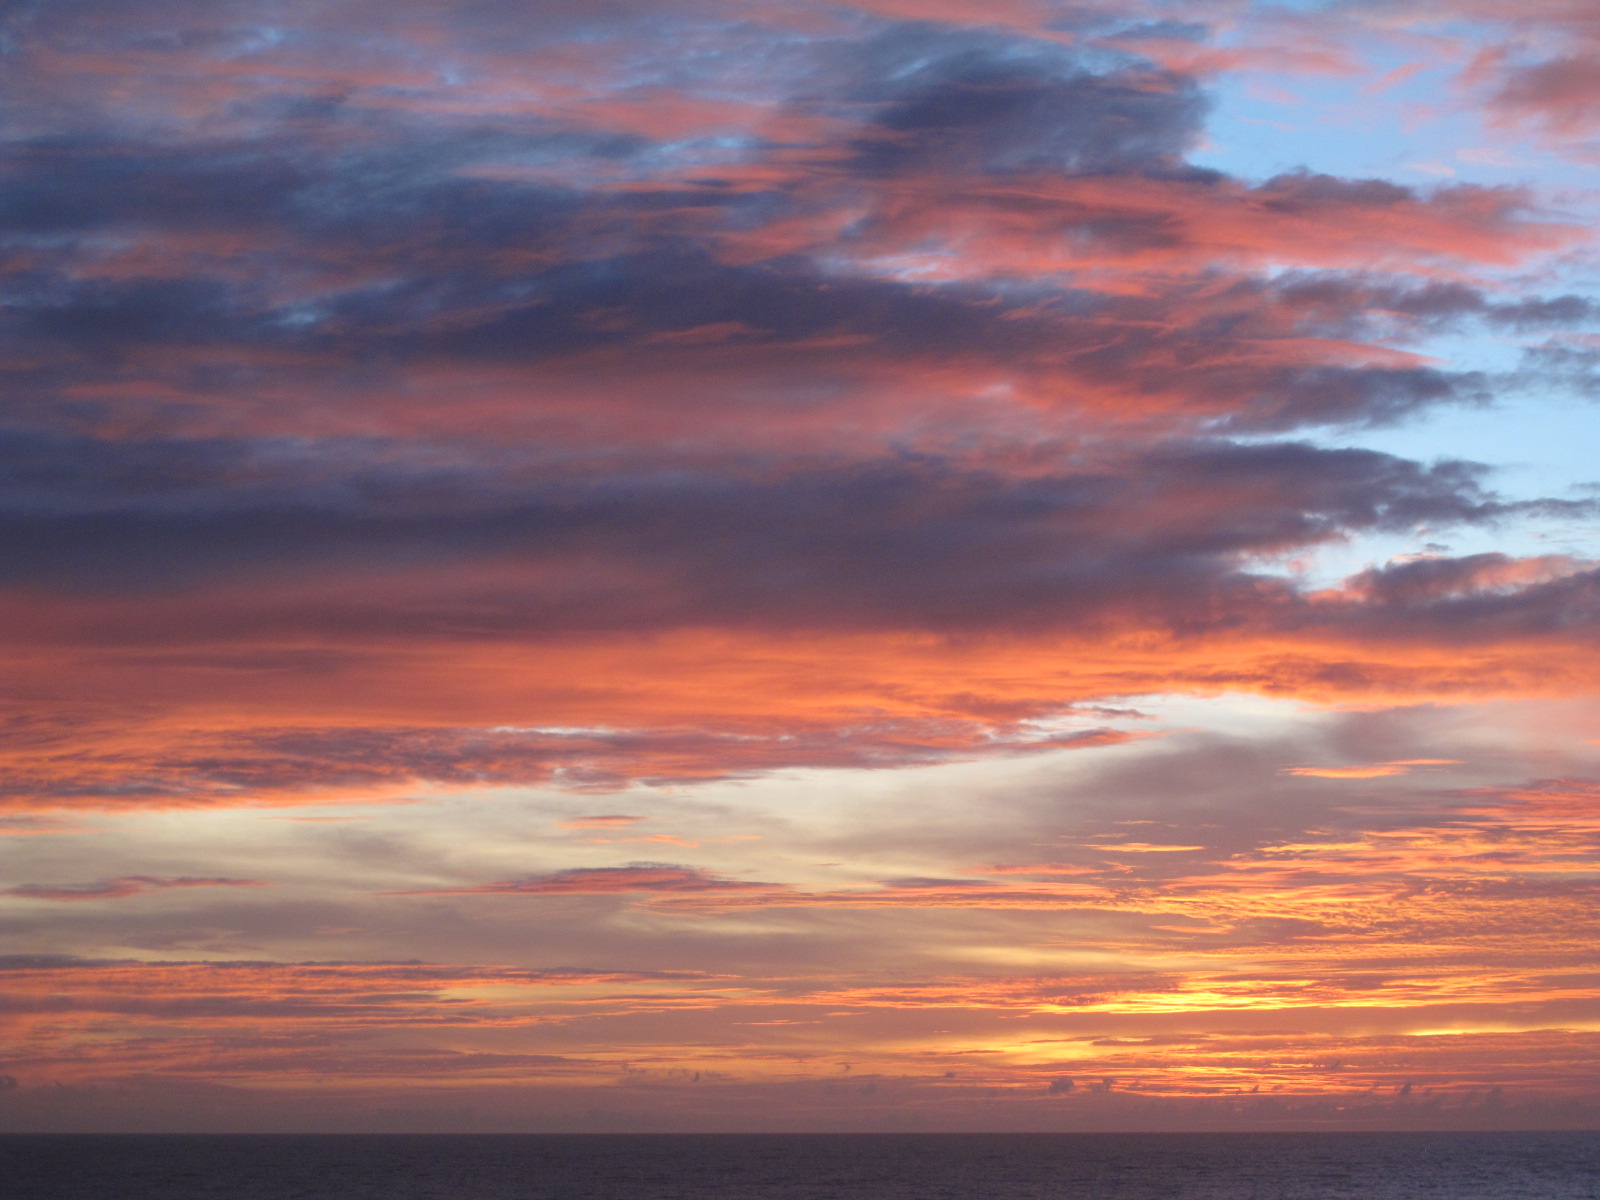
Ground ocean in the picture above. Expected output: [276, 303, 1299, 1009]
[5, 1132, 1600, 1200]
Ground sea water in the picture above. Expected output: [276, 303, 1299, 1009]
[5, 1132, 1600, 1200]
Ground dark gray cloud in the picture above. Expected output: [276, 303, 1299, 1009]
[0, 240, 1504, 437]
[0, 433, 1522, 629]
[841, 30, 1210, 178]
[1339, 554, 1600, 639]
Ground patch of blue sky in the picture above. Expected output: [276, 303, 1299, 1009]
[1294, 504, 1600, 593]
[1192, 25, 1600, 199]
[1292, 339, 1600, 583]
[1182, 20, 1600, 579]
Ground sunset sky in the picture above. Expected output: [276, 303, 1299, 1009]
[3, 0, 1600, 1132]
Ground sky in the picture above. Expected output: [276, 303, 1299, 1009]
[2, 0, 1600, 1133]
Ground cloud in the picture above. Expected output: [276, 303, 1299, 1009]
[396, 863, 787, 896]
[1289, 1, 1600, 155]
[3, 725, 1600, 1121]
[1283, 759, 1461, 780]
[0, 815, 86, 835]
[0, 0, 1593, 904]
[1492, 56, 1600, 137]
[1283, 765, 1413, 779]
[3, 0, 1600, 1134]
[0, 718, 1139, 808]
[0, 435, 1530, 615]
[0, 876, 267, 901]
[840, 32, 1208, 179]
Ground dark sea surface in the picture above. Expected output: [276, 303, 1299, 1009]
[6, 1132, 1600, 1200]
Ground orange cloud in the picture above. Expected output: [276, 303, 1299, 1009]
[1285, 765, 1412, 778]
[1, 610, 1595, 811]
[1285, 758, 1464, 778]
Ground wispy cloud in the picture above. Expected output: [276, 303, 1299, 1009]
[1, 877, 268, 901]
